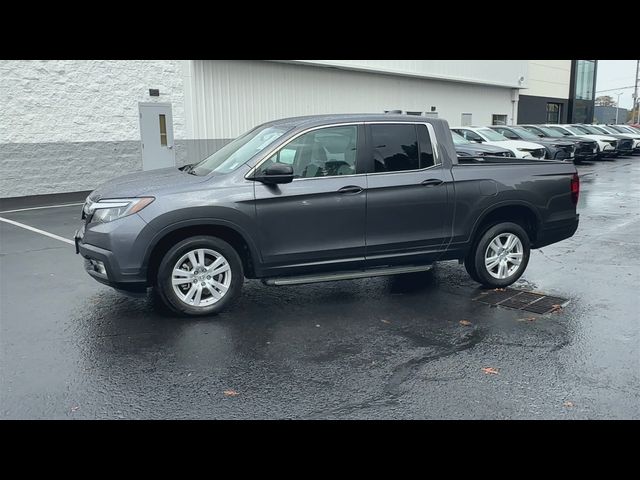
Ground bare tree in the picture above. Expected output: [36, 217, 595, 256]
[595, 95, 616, 107]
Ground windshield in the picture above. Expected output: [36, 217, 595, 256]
[510, 126, 542, 141]
[478, 128, 509, 141]
[539, 126, 564, 137]
[548, 126, 572, 136]
[565, 126, 588, 135]
[597, 125, 618, 134]
[188, 125, 291, 176]
[451, 131, 472, 145]
[611, 125, 633, 134]
[572, 125, 599, 135]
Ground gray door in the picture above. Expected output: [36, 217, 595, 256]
[253, 124, 367, 276]
[139, 103, 175, 170]
[364, 123, 452, 268]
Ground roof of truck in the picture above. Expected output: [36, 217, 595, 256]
[262, 113, 448, 129]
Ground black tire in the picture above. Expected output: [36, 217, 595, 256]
[155, 236, 244, 317]
[470, 222, 530, 288]
[464, 254, 482, 283]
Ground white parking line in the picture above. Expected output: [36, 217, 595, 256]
[0, 202, 83, 214]
[0, 216, 75, 246]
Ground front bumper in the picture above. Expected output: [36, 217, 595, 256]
[75, 227, 148, 294]
[533, 215, 579, 249]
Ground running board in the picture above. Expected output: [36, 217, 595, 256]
[263, 264, 433, 286]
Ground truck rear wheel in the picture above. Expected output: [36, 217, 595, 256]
[470, 222, 530, 288]
[155, 236, 244, 316]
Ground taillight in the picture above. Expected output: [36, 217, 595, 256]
[571, 173, 580, 205]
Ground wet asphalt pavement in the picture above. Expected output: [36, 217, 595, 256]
[1, 158, 639, 419]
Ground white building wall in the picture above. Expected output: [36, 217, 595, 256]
[525, 60, 571, 99]
[0, 60, 188, 197]
[187, 60, 518, 139]
[0, 60, 186, 143]
[283, 60, 529, 89]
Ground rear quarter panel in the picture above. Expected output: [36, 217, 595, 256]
[450, 161, 578, 247]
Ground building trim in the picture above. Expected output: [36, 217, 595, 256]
[277, 60, 526, 89]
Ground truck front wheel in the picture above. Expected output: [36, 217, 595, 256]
[155, 236, 244, 316]
[470, 222, 530, 288]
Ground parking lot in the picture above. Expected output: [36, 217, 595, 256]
[1, 158, 639, 419]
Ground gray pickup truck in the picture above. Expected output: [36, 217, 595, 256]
[75, 114, 580, 316]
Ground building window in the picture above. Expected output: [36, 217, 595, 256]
[461, 113, 472, 126]
[575, 60, 596, 100]
[492, 114, 508, 125]
[546, 103, 562, 124]
[159, 114, 168, 146]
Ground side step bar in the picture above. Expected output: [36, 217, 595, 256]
[262, 264, 433, 286]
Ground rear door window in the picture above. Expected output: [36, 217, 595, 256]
[371, 124, 435, 173]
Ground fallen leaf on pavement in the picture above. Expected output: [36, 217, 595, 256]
[493, 288, 506, 292]
[563, 401, 574, 407]
[482, 367, 499, 375]
[459, 320, 472, 326]
[71, 406, 80, 412]
[223, 389, 239, 397]
[517, 316, 537, 322]
[315, 324, 321, 328]
[550, 304, 563, 313]
[381, 319, 391, 324]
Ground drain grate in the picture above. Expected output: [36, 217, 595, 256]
[474, 288, 569, 314]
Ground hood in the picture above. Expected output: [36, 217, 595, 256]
[89, 167, 208, 201]
[530, 138, 574, 147]
[485, 140, 545, 150]
[575, 134, 617, 142]
[600, 134, 634, 140]
[455, 143, 512, 155]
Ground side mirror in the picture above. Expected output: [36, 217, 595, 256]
[473, 138, 484, 143]
[254, 163, 294, 184]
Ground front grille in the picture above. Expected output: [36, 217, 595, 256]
[617, 139, 633, 150]
[576, 141, 596, 155]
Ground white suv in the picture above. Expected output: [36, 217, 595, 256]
[543, 124, 618, 157]
[450, 127, 546, 159]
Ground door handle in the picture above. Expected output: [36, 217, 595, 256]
[421, 179, 444, 187]
[338, 185, 364, 194]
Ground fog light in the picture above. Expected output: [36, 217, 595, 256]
[90, 259, 106, 276]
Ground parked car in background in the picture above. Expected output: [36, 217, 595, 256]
[599, 125, 640, 154]
[75, 114, 580, 316]
[450, 126, 546, 159]
[571, 125, 634, 156]
[520, 125, 598, 162]
[541, 124, 618, 158]
[487, 125, 576, 161]
[451, 131, 515, 158]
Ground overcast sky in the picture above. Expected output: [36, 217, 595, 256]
[596, 60, 638, 109]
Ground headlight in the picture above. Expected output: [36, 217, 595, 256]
[517, 148, 532, 152]
[88, 197, 154, 223]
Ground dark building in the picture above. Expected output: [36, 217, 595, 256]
[518, 60, 597, 124]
